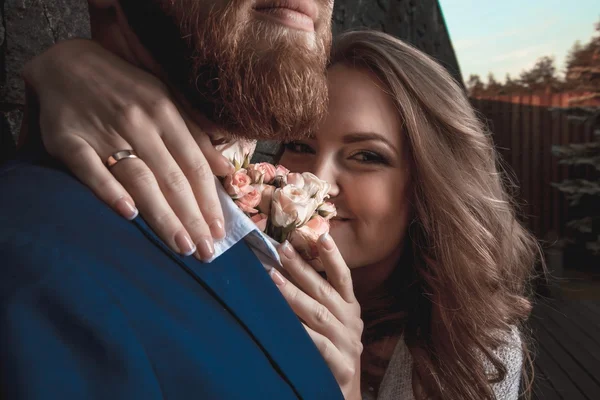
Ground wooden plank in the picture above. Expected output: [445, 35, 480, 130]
[521, 95, 532, 230]
[560, 109, 571, 236]
[531, 96, 542, 237]
[529, 315, 587, 399]
[532, 361, 562, 400]
[532, 303, 600, 390]
[583, 116, 595, 181]
[578, 301, 600, 322]
[492, 97, 506, 160]
[540, 95, 552, 239]
[555, 301, 600, 348]
[511, 96, 522, 189]
[551, 94, 562, 237]
[502, 99, 513, 167]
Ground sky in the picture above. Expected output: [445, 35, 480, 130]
[439, 0, 599, 83]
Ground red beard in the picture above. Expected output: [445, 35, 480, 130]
[120, 0, 332, 141]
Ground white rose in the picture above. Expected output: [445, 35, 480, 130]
[215, 139, 257, 169]
[286, 173, 305, 189]
[317, 202, 337, 220]
[271, 185, 319, 228]
[301, 172, 331, 204]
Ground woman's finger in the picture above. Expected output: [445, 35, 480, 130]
[277, 241, 349, 321]
[318, 233, 358, 304]
[269, 268, 349, 346]
[179, 108, 234, 178]
[112, 106, 215, 260]
[302, 323, 356, 387]
[109, 155, 200, 258]
[52, 136, 138, 220]
[152, 101, 229, 240]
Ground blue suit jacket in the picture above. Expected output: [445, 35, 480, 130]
[0, 148, 342, 399]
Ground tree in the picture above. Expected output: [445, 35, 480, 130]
[467, 74, 485, 97]
[565, 41, 587, 70]
[485, 72, 503, 96]
[552, 20, 600, 257]
[519, 56, 559, 92]
[564, 18, 600, 92]
[552, 108, 600, 256]
[503, 73, 522, 95]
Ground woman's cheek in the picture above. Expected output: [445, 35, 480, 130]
[349, 176, 398, 218]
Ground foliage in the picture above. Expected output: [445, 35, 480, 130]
[552, 107, 600, 255]
[467, 18, 600, 98]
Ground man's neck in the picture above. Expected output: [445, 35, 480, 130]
[88, 4, 224, 138]
[89, 4, 155, 75]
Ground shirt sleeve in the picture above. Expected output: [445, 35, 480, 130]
[488, 326, 524, 400]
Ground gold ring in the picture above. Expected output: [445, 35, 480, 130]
[106, 150, 139, 168]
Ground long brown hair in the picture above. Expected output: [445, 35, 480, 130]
[331, 30, 539, 399]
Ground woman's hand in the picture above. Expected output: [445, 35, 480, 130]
[22, 39, 234, 260]
[271, 234, 363, 400]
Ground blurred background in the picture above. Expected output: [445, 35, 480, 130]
[0, 1, 598, 398]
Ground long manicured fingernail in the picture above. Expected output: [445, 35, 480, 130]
[319, 233, 334, 251]
[175, 231, 196, 256]
[209, 219, 226, 240]
[196, 236, 215, 261]
[281, 241, 294, 259]
[270, 268, 286, 286]
[115, 197, 138, 220]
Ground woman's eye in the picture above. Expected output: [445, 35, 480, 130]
[284, 141, 315, 154]
[350, 151, 388, 164]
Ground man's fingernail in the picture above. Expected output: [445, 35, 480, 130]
[115, 197, 138, 220]
[196, 237, 215, 261]
[281, 241, 294, 259]
[270, 268, 286, 286]
[175, 231, 197, 256]
[209, 219, 226, 240]
[319, 233, 334, 251]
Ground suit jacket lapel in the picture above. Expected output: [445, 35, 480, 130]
[133, 218, 342, 400]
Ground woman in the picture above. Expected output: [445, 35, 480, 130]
[23, 31, 538, 399]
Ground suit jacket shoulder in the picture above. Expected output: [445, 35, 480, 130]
[0, 155, 342, 400]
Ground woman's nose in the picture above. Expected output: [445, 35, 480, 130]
[312, 160, 340, 198]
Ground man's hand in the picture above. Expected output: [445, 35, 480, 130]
[23, 39, 234, 260]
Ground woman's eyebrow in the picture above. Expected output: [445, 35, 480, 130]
[342, 132, 398, 152]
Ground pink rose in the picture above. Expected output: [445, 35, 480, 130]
[258, 184, 275, 215]
[251, 213, 268, 232]
[317, 202, 337, 220]
[288, 215, 330, 260]
[275, 165, 290, 178]
[235, 187, 262, 214]
[271, 185, 319, 228]
[286, 173, 305, 189]
[247, 162, 277, 184]
[223, 169, 253, 199]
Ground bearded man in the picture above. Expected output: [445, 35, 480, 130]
[0, 1, 342, 398]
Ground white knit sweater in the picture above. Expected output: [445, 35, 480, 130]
[362, 327, 523, 400]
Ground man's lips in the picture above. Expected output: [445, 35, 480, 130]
[253, 0, 318, 32]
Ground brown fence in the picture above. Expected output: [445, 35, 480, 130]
[471, 94, 597, 241]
